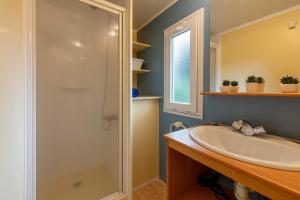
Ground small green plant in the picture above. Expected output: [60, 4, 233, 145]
[231, 81, 239, 86]
[222, 80, 230, 86]
[246, 75, 258, 83]
[280, 75, 299, 84]
[257, 77, 265, 84]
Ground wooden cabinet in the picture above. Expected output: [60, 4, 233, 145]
[164, 129, 300, 200]
[132, 98, 160, 188]
[131, 30, 162, 189]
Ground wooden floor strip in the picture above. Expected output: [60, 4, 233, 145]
[133, 180, 166, 200]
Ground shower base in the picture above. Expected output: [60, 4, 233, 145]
[38, 166, 118, 200]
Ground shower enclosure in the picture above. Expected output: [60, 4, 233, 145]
[35, 0, 127, 199]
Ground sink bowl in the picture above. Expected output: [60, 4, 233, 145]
[189, 125, 300, 171]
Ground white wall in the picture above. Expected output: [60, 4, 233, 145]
[0, 0, 25, 200]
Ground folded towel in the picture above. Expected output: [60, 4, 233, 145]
[132, 88, 139, 98]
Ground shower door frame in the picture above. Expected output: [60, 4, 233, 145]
[24, 0, 132, 200]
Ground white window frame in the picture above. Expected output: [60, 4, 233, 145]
[164, 9, 204, 119]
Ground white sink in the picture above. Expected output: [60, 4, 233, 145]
[189, 125, 300, 171]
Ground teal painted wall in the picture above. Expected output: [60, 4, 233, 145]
[138, 0, 300, 185]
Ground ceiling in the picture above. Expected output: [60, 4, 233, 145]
[133, 0, 177, 30]
[211, 0, 300, 35]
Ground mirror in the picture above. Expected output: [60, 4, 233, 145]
[210, 0, 300, 93]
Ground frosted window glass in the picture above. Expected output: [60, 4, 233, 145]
[171, 30, 191, 104]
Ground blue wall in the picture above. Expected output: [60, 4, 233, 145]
[137, 0, 300, 182]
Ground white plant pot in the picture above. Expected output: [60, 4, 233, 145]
[280, 84, 298, 93]
[246, 83, 258, 93]
[257, 83, 265, 93]
[220, 86, 231, 93]
[230, 86, 239, 92]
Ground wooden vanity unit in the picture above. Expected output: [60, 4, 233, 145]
[164, 129, 300, 200]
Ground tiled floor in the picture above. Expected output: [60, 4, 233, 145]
[133, 180, 166, 200]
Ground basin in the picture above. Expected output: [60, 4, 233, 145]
[189, 125, 300, 171]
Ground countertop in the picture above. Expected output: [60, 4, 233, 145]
[164, 128, 300, 200]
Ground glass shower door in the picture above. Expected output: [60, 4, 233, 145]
[36, 0, 123, 199]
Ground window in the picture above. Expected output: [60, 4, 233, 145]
[172, 30, 191, 104]
[164, 9, 204, 119]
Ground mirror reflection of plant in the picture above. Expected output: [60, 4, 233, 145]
[222, 80, 230, 86]
[246, 75, 258, 83]
[280, 75, 299, 84]
[257, 77, 265, 84]
[231, 81, 239, 86]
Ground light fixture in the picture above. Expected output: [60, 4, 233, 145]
[288, 20, 298, 30]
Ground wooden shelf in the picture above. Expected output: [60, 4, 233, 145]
[202, 92, 300, 97]
[132, 96, 162, 100]
[133, 42, 150, 53]
[132, 69, 151, 74]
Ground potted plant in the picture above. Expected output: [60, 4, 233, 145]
[246, 75, 258, 93]
[257, 76, 265, 93]
[220, 80, 231, 92]
[230, 81, 239, 92]
[280, 75, 299, 93]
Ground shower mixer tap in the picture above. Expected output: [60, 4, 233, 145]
[102, 114, 118, 131]
[103, 114, 118, 121]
